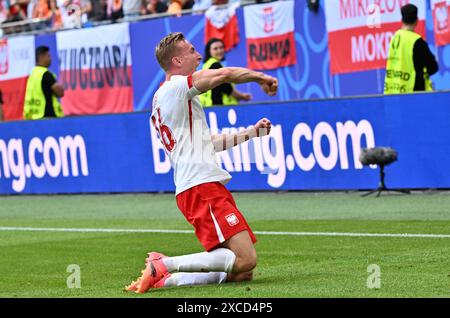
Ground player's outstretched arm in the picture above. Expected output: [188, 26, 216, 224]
[192, 67, 278, 97]
[211, 118, 272, 152]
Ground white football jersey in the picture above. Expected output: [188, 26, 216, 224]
[151, 75, 231, 195]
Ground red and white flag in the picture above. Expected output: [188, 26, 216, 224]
[204, 2, 240, 51]
[56, 23, 133, 116]
[325, 0, 426, 75]
[244, 0, 296, 70]
[432, 0, 450, 46]
[0, 36, 35, 121]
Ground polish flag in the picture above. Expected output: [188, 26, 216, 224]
[204, 2, 240, 51]
[244, 0, 296, 70]
[0, 36, 35, 121]
[56, 23, 133, 116]
[431, 0, 450, 47]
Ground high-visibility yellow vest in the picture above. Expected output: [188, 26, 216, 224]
[384, 29, 433, 94]
[23, 66, 64, 119]
[199, 57, 238, 107]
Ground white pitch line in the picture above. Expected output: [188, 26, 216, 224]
[0, 226, 449, 238]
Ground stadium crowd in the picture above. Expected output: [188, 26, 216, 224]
[0, 0, 274, 35]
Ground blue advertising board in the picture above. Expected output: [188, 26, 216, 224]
[1, 92, 449, 194]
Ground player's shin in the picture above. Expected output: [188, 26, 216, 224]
[163, 272, 227, 287]
[162, 248, 236, 273]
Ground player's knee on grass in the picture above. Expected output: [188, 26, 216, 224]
[233, 249, 257, 273]
[221, 231, 257, 273]
[227, 271, 253, 282]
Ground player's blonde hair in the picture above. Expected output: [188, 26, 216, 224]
[155, 32, 186, 71]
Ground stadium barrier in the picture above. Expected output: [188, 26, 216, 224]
[1, 91, 449, 194]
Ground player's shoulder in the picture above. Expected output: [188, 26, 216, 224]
[171, 75, 188, 81]
[157, 75, 189, 93]
[170, 75, 190, 87]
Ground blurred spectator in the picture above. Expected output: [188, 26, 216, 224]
[7, 1, 28, 21]
[32, 0, 52, 29]
[192, 0, 211, 12]
[167, 0, 182, 16]
[79, 0, 92, 23]
[144, 0, 167, 14]
[1, 0, 243, 35]
[58, 0, 92, 28]
[123, 0, 145, 19]
[166, 0, 193, 15]
[23, 46, 64, 120]
[14, 0, 30, 15]
[2, 0, 27, 34]
[49, 0, 63, 28]
[27, 0, 38, 20]
[107, 0, 124, 20]
[194, 0, 240, 11]
[33, 0, 51, 19]
[88, 0, 107, 21]
[212, 0, 243, 5]
[182, 0, 194, 9]
[0, 1, 8, 24]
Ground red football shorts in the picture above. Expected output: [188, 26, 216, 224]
[176, 182, 257, 252]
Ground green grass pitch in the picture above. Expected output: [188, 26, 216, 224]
[0, 192, 449, 298]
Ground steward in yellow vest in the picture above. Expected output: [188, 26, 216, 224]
[24, 46, 64, 119]
[199, 39, 252, 107]
[384, 4, 438, 94]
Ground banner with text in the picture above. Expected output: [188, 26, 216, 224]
[56, 23, 133, 116]
[0, 36, 35, 121]
[244, 0, 296, 70]
[325, 0, 426, 74]
[432, 0, 450, 46]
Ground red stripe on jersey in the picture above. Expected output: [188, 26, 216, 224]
[187, 75, 193, 142]
[151, 115, 159, 134]
[188, 100, 193, 142]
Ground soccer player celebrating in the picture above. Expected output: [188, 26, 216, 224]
[126, 32, 278, 293]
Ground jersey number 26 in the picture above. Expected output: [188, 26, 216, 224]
[152, 108, 176, 152]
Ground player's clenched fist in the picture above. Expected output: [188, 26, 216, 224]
[254, 118, 272, 137]
[259, 75, 278, 96]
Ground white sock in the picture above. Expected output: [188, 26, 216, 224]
[162, 248, 236, 273]
[163, 272, 227, 287]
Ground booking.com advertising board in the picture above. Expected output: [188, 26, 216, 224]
[1, 92, 449, 194]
